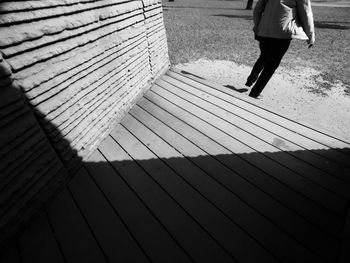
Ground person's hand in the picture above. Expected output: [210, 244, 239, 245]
[253, 26, 258, 34]
[307, 32, 315, 48]
[253, 26, 259, 40]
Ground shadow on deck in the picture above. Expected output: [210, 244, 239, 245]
[1, 69, 350, 263]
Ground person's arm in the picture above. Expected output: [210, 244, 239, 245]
[253, 0, 268, 34]
[296, 0, 315, 47]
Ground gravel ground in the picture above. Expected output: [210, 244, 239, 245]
[175, 59, 350, 142]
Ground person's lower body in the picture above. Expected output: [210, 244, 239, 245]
[246, 37, 291, 98]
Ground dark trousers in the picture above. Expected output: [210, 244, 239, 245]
[248, 37, 291, 96]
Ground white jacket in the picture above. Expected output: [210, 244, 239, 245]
[253, 0, 315, 40]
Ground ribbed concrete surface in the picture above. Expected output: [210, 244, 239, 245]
[0, 0, 169, 244]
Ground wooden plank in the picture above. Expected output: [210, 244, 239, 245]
[122, 110, 328, 262]
[338, 237, 350, 263]
[166, 71, 350, 184]
[143, 89, 343, 237]
[169, 68, 350, 153]
[136, 99, 232, 158]
[68, 167, 149, 263]
[18, 212, 64, 263]
[46, 187, 108, 263]
[164, 73, 350, 189]
[118, 115, 285, 263]
[157, 76, 349, 213]
[0, 241, 21, 263]
[159, 75, 350, 200]
[85, 149, 192, 263]
[128, 103, 339, 262]
[100, 132, 235, 263]
[149, 83, 346, 217]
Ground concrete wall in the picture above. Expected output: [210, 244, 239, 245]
[0, 0, 169, 243]
[0, 54, 69, 243]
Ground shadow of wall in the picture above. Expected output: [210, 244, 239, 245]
[3, 145, 349, 262]
[82, 148, 350, 262]
[0, 0, 169, 246]
[0, 54, 70, 246]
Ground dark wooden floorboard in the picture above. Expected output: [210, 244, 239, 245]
[169, 68, 350, 152]
[168, 69, 350, 167]
[144, 89, 342, 238]
[46, 188, 108, 263]
[151, 80, 346, 217]
[11, 70, 350, 263]
[338, 236, 350, 263]
[68, 167, 149, 263]
[126, 107, 327, 263]
[136, 96, 342, 236]
[167, 70, 350, 181]
[169, 76, 350, 188]
[107, 126, 236, 263]
[118, 115, 282, 263]
[162, 73, 350, 199]
[129, 101, 340, 262]
[86, 149, 192, 263]
[0, 241, 21, 263]
[18, 213, 64, 263]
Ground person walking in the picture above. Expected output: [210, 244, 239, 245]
[246, 0, 315, 98]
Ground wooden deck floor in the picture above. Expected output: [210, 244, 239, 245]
[2, 68, 350, 263]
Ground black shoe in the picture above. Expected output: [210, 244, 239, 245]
[245, 80, 253, 87]
[248, 92, 261, 99]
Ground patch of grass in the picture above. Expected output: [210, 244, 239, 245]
[162, 0, 350, 92]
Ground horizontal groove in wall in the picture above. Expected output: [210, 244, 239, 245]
[29, 31, 148, 109]
[147, 21, 166, 34]
[0, 88, 24, 110]
[61, 58, 150, 152]
[3, 12, 144, 59]
[1, 143, 50, 188]
[149, 35, 167, 50]
[150, 47, 168, 59]
[7, 14, 146, 71]
[0, 95, 25, 115]
[145, 6, 163, 18]
[0, 166, 68, 236]
[0, 0, 99, 13]
[0, 142, 57, 184]
[0, 124, 40, 162]
[12, 25, 145, 93]
[0, 105, 28, 129]
[0, 127, 43, 173]
[50, 49, 150, 138]
[1, 155, 55, 209]
[1, 2, 144, 55]
[0, 168, 67, 246]
[49, 58, 150, 156]
[33, 48, 148, 131]
[78, 73, 151, 157]
[0, 161, 64, 229]
[149, 44, 168, 57]
[0, 0, 141, 28]
[0, 155, 61, 211]
[68, 59, 151, 151]
[147, 21, 166, 37]
[0, 114, 38, 149]
[43, 61, 157, 159]
[19, 27, 145, 99]
[150, 48, 168, 60]
[52, 41, 148, 123]
[144, 12, 164, 25]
